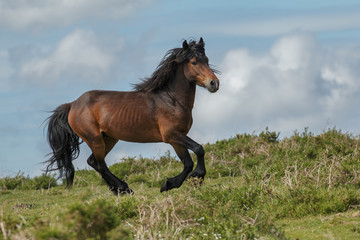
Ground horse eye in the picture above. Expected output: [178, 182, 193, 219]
[191, 61, 197, 65]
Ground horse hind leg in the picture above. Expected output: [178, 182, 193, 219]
[86, 133, 133, 195]
[87, 154, 133, 195]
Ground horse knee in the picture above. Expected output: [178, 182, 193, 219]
[184, 160, 194, 173]
[194, 144, 205, 158]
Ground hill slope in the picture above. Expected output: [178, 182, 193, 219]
[1, 128, 360, 239]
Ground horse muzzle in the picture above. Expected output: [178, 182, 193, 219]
[206, 79, 219, 93]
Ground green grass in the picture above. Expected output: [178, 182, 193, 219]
[1, 128, 360, 239]
[279, 211, 360, 240]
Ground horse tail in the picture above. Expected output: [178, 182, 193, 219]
[45, 103, 81, 187]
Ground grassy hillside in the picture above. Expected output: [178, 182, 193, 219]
[1, 128, 360, 239]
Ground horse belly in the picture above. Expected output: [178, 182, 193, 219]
[110, 120, 162, 143]
[101, 102, 162, 143]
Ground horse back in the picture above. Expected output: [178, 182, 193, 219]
[69, 90, 162, 143]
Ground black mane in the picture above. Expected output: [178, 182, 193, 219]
[133, 39, 208, 92]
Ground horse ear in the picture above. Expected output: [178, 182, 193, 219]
[182, 40, 189, 50]
[198, 37, 205, 47]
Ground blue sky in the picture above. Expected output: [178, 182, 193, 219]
[2, 0, 360, 177]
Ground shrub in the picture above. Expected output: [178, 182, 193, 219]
[0, 172, 26, 190]
[114, 196, 139, 220]
[72, 169, 103, 187]
[0, 173, 57, 190]
[65, 199, 120, 239]
[35, 199, 132, 240]
[259, 129, 280, 143]
[23, 174, 57, 190]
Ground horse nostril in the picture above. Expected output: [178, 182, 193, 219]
[208, 79, 219, 92]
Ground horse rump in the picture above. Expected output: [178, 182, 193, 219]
[44, 103, 81, 186]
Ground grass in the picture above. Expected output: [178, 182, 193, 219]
[279, 211, 360, 240]
[1, 128, 360, 239]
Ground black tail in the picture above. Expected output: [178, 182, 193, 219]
[45, 103, 81, 186]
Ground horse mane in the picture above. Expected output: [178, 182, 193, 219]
[133, 39, 208, 92]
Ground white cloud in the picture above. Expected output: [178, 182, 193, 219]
[208, 10, 360, 37]
[320, 46, 360, 115]
[191, 33, 360, 142]
[14, 29, 123, 85]
[0, 0, 152, 30]
[271, 34, 317, 71]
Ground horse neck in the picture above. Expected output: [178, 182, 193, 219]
[166, 64, 196, 110]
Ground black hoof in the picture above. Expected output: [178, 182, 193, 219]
[160, 180, 169, 193]
[188, 170, 206, 179]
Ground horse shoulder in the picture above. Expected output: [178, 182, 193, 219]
[152, 93, 193, 142]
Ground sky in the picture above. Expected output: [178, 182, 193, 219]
[2, 0, 360, 177]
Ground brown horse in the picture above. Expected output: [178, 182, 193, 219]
[45, 38, 219, 194]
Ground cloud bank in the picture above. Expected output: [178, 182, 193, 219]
[7, 29, 150, 87]
[208, 10, 360, 36]
[192, 33, 360, 142]
[0, 0, 152, 30]
[0, 0, 153, 30]
[14, 30, 122, 84]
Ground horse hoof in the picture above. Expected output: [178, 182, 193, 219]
[188, 170, 206, 179]
[160, 180, 169, 193]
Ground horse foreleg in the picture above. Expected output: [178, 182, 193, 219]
[160, 144, 194, 192]
[170, 134, 206, 179]
[185, 140, 206, 180]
